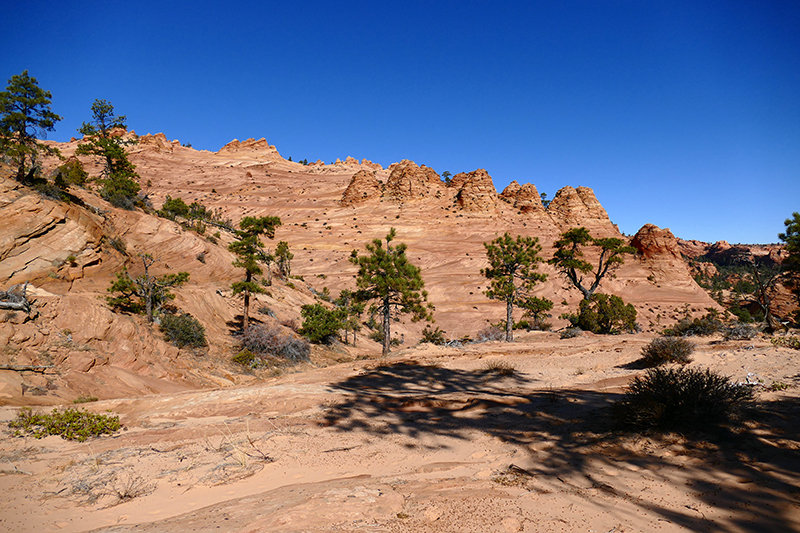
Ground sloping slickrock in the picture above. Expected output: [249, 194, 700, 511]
[0, 177, 104, 285]
[451, 169, 499, 212]
[385, 160, 443, 202]
[340, 170, 384, 206]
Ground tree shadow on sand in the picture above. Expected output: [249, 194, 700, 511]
[324, 361, 800, 532]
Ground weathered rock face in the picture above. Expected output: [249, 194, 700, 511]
[631, 224, 682, 260]
[340, 170, 384, 206]
[217, 138, 284, 161]
[501, 181, 544, 214]
[0, 177, 105, 285]
[385, 160, 443, 202]
[547, 186, 615, 234]
[450, 169, 499, 212]
[138, 133, 176, 153]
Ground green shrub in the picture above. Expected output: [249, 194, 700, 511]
[662, 310, 722, 337]
[54, 158, 88, 186]
[299, 303, 345, 344]
[566, 294, 637, 334]
[9, 407, 121, 441]
[420, 325, 448, 345]
[612, 367, 755, 431]
[771, 336, 800, 350]
[729, 307, 754, 323]
[159, 312, 207, 348]
[640, 337, 695, 367]
[723, 323, 758, 341]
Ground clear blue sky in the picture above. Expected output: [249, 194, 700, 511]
[3, 1, 798, 244]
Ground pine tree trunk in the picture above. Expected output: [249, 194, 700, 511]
[506, 299, 514, 342]
[382, 298, 391, 356]
[243, 271, 252, 330]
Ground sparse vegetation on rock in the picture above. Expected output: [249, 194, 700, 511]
[9, 407, 121, 442]
[239, 322, 310, 363]
[662, 309, 723, 337]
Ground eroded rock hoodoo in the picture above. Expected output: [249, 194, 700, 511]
[340, 170, 384, 207]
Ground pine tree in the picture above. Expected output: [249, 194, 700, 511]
[276, 240, 293, 277]
[548, 227, 636, 300]
[228, 216, 282, 330]
[106, 254, 189, 322]
[76, 99, 140, 209]
[481, 233, 548, 341]
[350, 228, 433, 356]
[0, 71, 62, 183]
[779, 212, 800, 318]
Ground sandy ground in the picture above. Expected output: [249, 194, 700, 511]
[1, 331, 799, 533]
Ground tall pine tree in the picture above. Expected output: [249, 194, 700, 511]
[228, 216, 282, 330]
[350, 228, 433, 356]
[482, 233, 548, 342]
[0, 71, 61, 183]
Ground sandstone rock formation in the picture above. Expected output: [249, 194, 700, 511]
[450, 169, 499, 212]
[340, 170, 384, 206]
[547, 186, 616, 234]
[385, 160, 443, 203]
[217, 138, 284, 161]
[501, 180, 545, 214]
[631, 224, 683, 261]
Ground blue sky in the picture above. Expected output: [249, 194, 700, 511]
[3, 1, 799, 244]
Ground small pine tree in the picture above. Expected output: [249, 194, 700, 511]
[481, 233, 548, 342]
[349, 228, 433, 356]
[299, 303, 346, 344]
[228, 216, 282, 330]
[276, 240, 293, 278]
[106, 254, 189, 322]
[76, 99, 141, 208]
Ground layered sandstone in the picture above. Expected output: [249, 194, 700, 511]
[385, 160, 443, 203]
[450, 169, 499, 212]
[547, 186, 616, 235]
[501, 180, 545, 214]
[340, 170, 384, 206]
[217, 138, 284, 161]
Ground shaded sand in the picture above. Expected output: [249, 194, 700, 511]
[1, 331, 799, 532]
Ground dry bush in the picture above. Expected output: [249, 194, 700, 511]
[240, 323, 309, 363]
[475, 325, 505, 342]
[723, 323, 758, 341]
[640, 337, 695, 367]
[480, 360, 517, 376]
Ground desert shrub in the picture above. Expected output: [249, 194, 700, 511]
[565, 294, 637, 334]
[258, 306, 275, 317]
[480, 360, 516, 376]
[475, 325, 505, 343]
[241, 323, 310, 362]
[299, 303, 345, 344]
[33, 178, 68, 201]
[54, 158, 88, 187]
[560, 327, 583, 339]
[723, 323, 758, 341]
[771, 336, 800, 350]
[159, 312, 206, 348]
[9, 407, 121, 442]
[73, 395, 99, 404]
[612, 367, 755, 431]
[729, 307, 754, 323]
[232, 349, 259, 368]
[420, 325, 447, 345]
[662, 310, 723, 337]
[640, 337, 695, 367]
